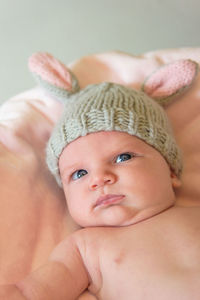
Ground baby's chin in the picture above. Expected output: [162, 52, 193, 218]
[75, 203, 174, 228]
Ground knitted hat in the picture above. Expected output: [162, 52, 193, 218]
[28, 53, 199, 186]
[46, 82, 182, 185]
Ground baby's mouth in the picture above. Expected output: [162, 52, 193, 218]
[94, 194, 125, 209]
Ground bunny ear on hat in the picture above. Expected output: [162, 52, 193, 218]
[141, 59, 199, 106]
[28, 52, 80, 101]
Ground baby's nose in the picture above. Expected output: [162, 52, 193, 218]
[89, 171, 116, 190]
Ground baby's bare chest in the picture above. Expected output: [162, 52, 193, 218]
[99, 242, 200, 300]
[90, 209, 200, 299]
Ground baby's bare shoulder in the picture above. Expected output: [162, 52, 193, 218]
[74, 227, 116, 294]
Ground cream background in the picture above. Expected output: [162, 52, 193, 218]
[0, 0, 199, 103]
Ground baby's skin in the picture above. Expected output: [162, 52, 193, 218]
[15, 132, 200, 299]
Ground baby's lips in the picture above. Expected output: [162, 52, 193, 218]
[95, 194, 125, 208]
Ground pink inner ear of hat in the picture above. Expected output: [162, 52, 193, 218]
[143, 60, 198, 99]
[28, 52, 73, 91]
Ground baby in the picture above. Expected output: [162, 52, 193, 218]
[13, 80, 200, 299]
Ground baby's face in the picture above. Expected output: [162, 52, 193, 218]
[59, 131, 181, 227]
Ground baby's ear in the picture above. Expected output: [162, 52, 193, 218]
[170, 172, 181, 188]
[28, 52, 80, 100]
[141, 59, 199, 106]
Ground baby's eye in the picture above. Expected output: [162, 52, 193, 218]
[72, 169, 88, 180]
[115, 153, 133, 163]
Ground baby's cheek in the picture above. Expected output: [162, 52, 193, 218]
[67, 192, 85, 214]
[67, 201, 81, 222]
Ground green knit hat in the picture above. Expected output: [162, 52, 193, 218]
[46, 82, 182, 185]
[28, 53, 199, 186]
